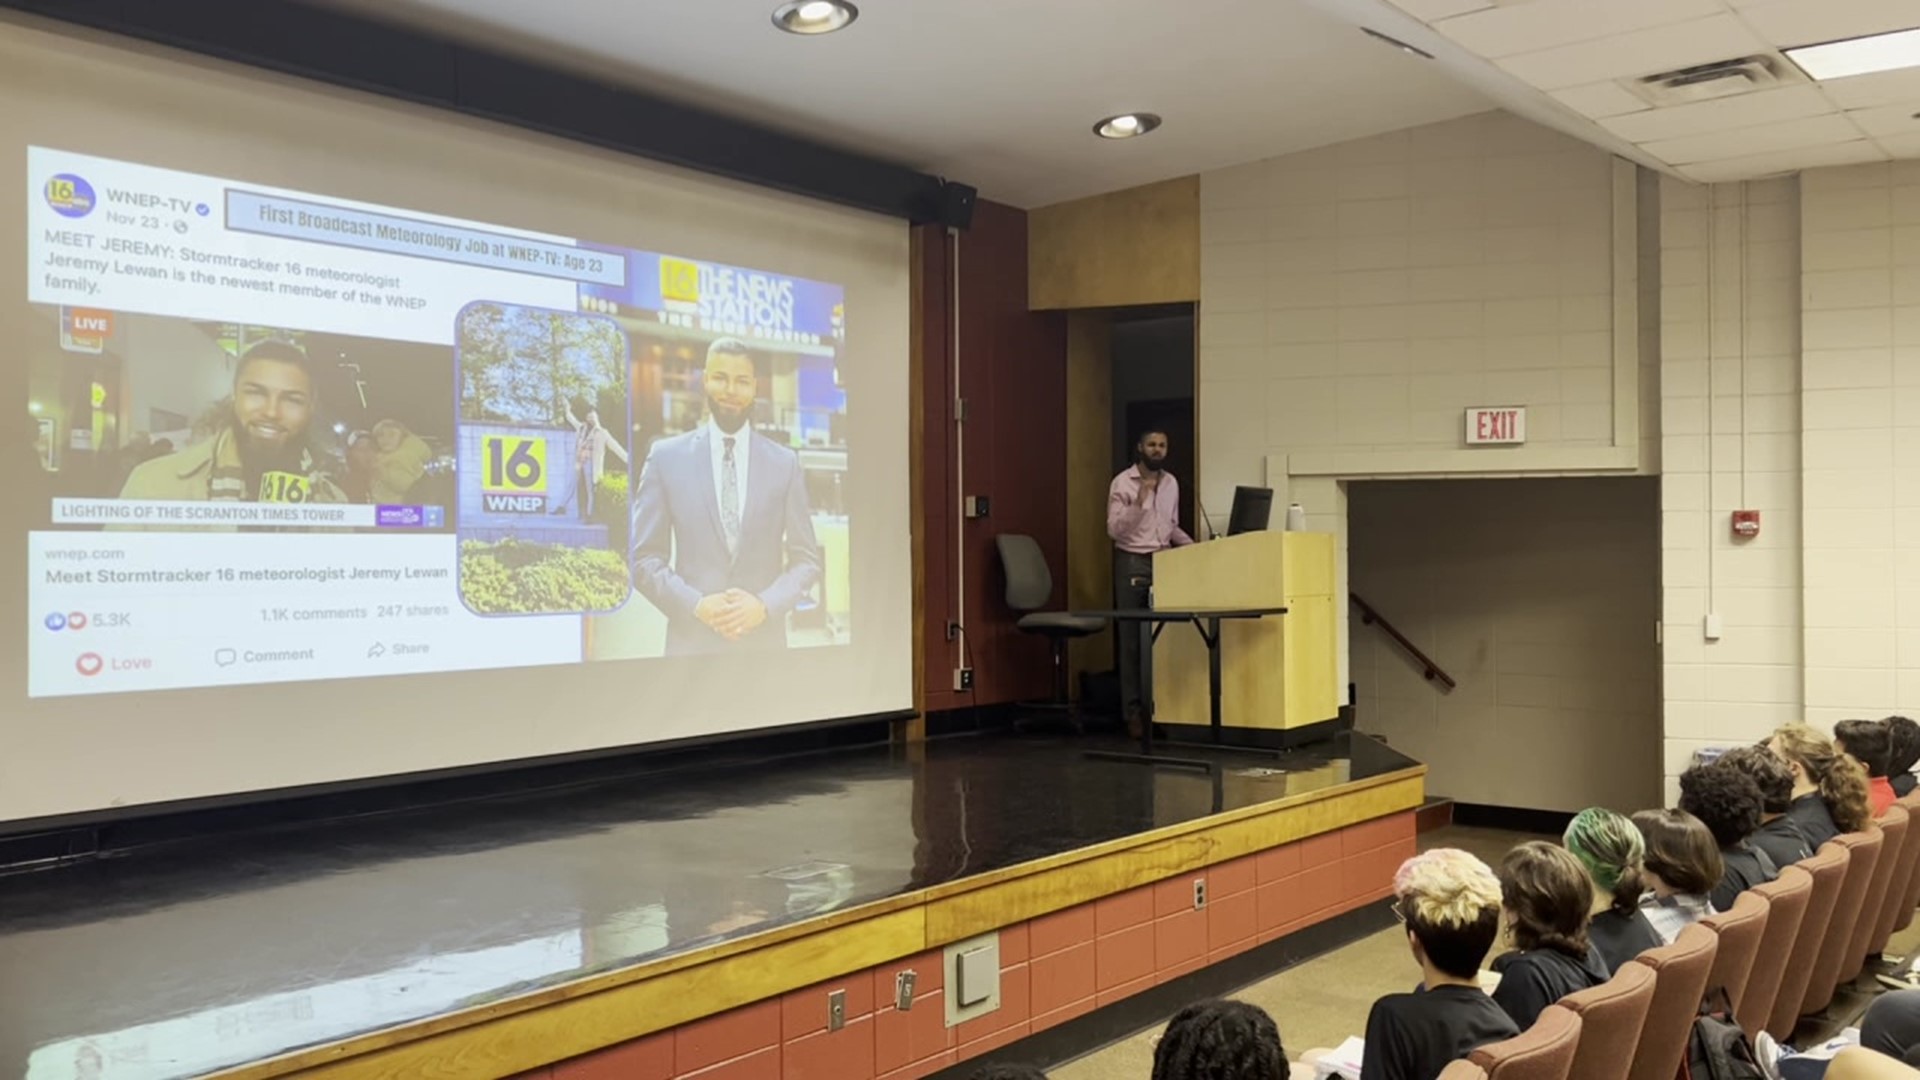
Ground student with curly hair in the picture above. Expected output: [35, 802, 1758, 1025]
[1350, 849, 1520, 1080]
[1678, 762, 1780, 911]
[1771, 723, 1874, 843]
[1718, 745, 1815, 870]
[1837, 719, 1900, 817]
[1563, 807, 1663, 972]
[1490, 842, 1608, 1029]
[1633, 809, 1723, 943]
[1888, 717, 1920, 799]
[1153, 999, 1287, 1080]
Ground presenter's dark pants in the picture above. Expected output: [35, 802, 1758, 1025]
[1114, 549, 1154, 723]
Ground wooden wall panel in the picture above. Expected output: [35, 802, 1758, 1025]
[917, 204, 1069, 714]
[1028, 177, 1201, 311]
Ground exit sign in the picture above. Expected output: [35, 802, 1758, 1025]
[1466, 407, 1526, 445]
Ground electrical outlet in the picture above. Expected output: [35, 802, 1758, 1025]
[828, 989, 846, 1031]
[1192, 878, 1207, 911]
[895, 970, 917, 1011]
[946, 621, 961, 641]
[954, 667, 974, 691]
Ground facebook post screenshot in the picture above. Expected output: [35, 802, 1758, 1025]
[25, 147, 852, 697]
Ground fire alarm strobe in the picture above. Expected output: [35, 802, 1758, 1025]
[1732, 510, 1760, 539]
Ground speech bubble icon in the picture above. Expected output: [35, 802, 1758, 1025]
[214, 648, 237, 667]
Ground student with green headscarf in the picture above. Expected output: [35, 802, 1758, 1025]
[1563, 807, 1662, 973]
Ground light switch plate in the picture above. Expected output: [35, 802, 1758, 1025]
[943, 932, 1002, 1027]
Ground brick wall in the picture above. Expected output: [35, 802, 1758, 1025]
[515, 811, 1417, 1080]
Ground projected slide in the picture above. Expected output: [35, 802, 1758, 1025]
[25, 148, 852, 698]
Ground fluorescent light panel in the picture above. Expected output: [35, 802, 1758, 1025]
[1785, 26, 1920, 81]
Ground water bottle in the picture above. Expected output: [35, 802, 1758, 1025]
[1285, 502, 1307, 531]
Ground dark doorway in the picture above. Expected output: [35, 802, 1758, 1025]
[1110, 310, 1196, 536]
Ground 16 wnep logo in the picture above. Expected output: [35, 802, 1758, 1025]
[44, 173, 96, 218]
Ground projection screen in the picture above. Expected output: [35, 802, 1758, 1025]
[0, 17, 913, 825]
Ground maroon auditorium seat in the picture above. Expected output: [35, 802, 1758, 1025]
[1770, 844, 1848, 1040]
[1868, 804, 1920, 956]
[1560, 962, 1657, 1080]
[1893, 791, 1920, 934]
[1805, 828, 1882, 1014]
[1625, 924, 1717, 1080]
[1700, 891, 1769, 1019]
[1471, 1004, 1582, 1080]
[1743, 866, 1812, 1039]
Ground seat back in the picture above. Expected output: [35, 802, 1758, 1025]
[1870, 803, 1920, 952]
[1471, 1004, 1582, 1080]
[1743, 866, 1812, 1039]
[1893, 791, 1920, 934]
[1769, 843, 1848, 1039]
[1625, 923, 1718, 1080]
[1560, 962, 1657, 1080]
[1863, 806, 1913, 962]
[1700, 891, 1769, 1017]
[994, 534, 1052, 612]
[1441, 1060, 1491, 1080]
[1804, 828, 1882, 1013]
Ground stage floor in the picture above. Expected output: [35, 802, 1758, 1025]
[0, 730, 1417, 1080]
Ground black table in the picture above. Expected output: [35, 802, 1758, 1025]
[1072, 606, 1289, 769]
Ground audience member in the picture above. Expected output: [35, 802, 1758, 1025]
[1837, 719, 1899, 817]
[1771, 723, 1873, 844]
[1862, 990, 1920, 1068]
[1154, 999, 1287, 1080]
[1563, 807, 1663, 972]
[1678, 763, 1780, 912]
[1489, 842, 1607, 1029]
[1887, 717, 1920, 799]
[1632, 809, 1722, 943]
[1355, 849, 1517, 1080]
[1718, 745, 1815, 870]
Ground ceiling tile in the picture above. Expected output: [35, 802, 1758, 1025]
[1389, 0, 1497, 21]
[1549, 81, 1655, 119]
[1642, 112, 1865, 163]
[1734, 0, 1920, 50]
[1496, 15, 1772, 90]
[1599, 84, 1833, 142]
[1676, 138, 1888, 182]
[1880, 133, 1920, 158]
[1848, 103, 1920, 137]
[1434, 0, 1721, 59]
[1822, 66, 1920, 109]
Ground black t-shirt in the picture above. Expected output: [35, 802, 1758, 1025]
[1587, 907, 1662, 974]
[1787, 793, 1841, 850]
[1362, 984, 1519, 1080]
[1750, 816, 1813, 872]
[1894, 774, 1917, 799]
[1711, 845, 1779, 913]
[1490, 945, 1609, 1030]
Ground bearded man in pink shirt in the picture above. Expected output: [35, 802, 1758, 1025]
[1107, 428, 1195, 731]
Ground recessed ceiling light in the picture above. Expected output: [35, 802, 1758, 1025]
[1094, 113, 1162, 140]
[1785, 26, 1920, 81]
[1362, 27, 1435, 61]
[772, 0, 857, 35]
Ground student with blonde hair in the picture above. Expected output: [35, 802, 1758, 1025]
[1563, 807, 1663, 972]
[1771, 723, 1873, 845]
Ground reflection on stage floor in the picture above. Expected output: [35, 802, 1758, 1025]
[0, 730, 1415, 1080]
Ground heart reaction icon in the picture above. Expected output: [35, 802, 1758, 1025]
[75, 652, 104, 677]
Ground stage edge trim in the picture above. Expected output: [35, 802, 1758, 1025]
[211, 766, 1425, 1080]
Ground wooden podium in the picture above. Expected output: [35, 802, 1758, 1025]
[1151, 531, 1340, 743]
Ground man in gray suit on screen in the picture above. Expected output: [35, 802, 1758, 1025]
[631, 337, 823, 653]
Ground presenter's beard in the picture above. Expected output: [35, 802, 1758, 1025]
[709, 399, 750, 435]
[1138, 455, 1163, 473]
